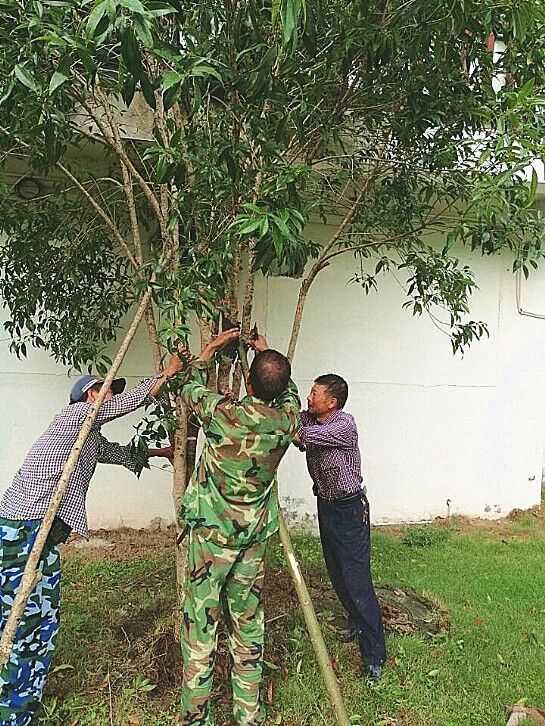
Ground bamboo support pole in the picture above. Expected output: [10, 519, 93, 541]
[238, 342, 350, 726]
[0, 291, 152, 669]
[277, 513, 351, 725]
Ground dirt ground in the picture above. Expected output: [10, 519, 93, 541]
[59, 524, 450, 701]
[379, 504, 545, 541]
[61, 528, 301, 710]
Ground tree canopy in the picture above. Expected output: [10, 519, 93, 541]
[0, 0, 544, 366]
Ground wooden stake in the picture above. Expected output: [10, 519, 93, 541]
[277, 513, 351, 725]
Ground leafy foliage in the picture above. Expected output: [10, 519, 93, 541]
[0, 0, 545, 365]
[0, 193, 133, 369]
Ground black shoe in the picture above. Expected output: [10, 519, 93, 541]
[365, 663, 382, 681]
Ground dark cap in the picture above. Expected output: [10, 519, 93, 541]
[69, 375, 126, 404]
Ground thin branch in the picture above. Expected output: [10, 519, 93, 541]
[56, 162, 138, 268]
[287, 166, 381, 361]
[120, 160, 144, 265]
[79, 94, 164, 229]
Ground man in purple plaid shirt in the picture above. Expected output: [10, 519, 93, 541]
[0, 355, 182, 726]
[294, 373, 386, 681]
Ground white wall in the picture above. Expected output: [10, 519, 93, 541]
[1, 226, 544, 529]
[0, 314, 177, 530]
[266, 224, 545, 523]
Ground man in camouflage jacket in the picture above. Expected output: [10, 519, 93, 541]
[178, 329, 300, 726]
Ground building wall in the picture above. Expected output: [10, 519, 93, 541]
[267, 225, 545, 523]
[1, 224, 544, 529]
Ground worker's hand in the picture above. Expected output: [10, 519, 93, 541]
[212, 328, 240, 351]
[292, 432, 305, 451]
[177, 345, 193, 366]
[150, 353, 188, 397]
[201, 328, 240, 362]
[248, 334, 268, 352]
[165, 352, 186, 378]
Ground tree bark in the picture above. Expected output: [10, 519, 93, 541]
[0, 291, 152, 669]
[172, 395, 189, 640]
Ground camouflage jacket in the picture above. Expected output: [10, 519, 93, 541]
[179, 359, 300, 549]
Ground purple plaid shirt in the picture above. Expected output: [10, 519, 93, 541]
[0, 377, 158, 536]
[297, 409, 364, 499]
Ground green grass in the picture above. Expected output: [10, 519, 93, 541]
[38, 523, 545, 725]
[272, 529, 545, 726]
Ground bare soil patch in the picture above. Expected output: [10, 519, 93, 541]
[61, 530, 300, 710]
[379, 504, 545, 542]
[60, 526, 448, 710]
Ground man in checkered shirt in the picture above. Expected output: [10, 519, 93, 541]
[0, 354, 183, 726]
[294, 373, 386, 682]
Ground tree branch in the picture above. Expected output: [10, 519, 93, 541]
[287, 168, 380, 361]
[56, 162, 138, 269]
[79, 94, 164, 230]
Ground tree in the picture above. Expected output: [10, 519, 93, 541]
[1, 0, 545, 719]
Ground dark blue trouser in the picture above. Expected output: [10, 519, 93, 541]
[317, 493, 386, 667]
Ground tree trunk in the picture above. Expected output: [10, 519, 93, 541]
[172, 395, 189, 640]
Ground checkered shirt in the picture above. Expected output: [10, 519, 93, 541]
[0, 377, 158, 536]
[297, 409, 364, 499]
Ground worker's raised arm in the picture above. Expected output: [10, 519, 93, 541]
[297, 413, 358, 449]
[149, 353, 186, 397]
[180, 328, 240, 425]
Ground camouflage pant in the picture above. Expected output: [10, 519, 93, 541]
[180, 531, 266, 726]
[0, 518, 61, 726]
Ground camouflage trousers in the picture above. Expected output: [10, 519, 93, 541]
[0, 518, 61, 726]
[180, 531, 266, 726]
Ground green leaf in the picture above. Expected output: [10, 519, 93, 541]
[282, 0, 303, 46]
[271, 0, 281, 24]
[86, 1, 108, 38]
[118, 0, 146, 14]
[49, 71, 69, 95]
[121, 75, 136, 105]
[528, 167, 538, 207]
[121, 28, 142, 78]
[147, 1, 176, 16]
[189, 64, 223, 83]
[13, 65, 38, 93]
[162, 71, 184, 90]
[140, 72, 156, 109]
[237, 219, 262, 235]
[44, 120, 57, 162]
[163, 84, 181, 110]
[282, 0, 296, 44]
[133, 15, 153, 46]
[0, 77, 15, 106]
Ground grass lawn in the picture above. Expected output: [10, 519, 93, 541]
[37, 510, 545, 726]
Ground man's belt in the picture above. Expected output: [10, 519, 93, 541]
[317, 487, 366, 506]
